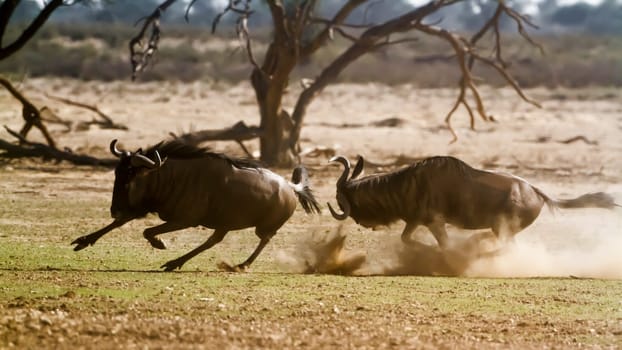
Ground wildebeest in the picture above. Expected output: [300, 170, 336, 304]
[71, 139, 321, 271]
[328, 155, 618, 249]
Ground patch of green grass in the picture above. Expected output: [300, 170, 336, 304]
[2, 168, 622, 348]
[2, 268, 621, 321]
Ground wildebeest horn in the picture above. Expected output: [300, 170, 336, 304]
[351, 155, 364, 180]
[329, 156, 350, 188]
[327, 192, 351, 220]
[130, 150, 164, 169]
[328, 156, 352, 220]
[110, 139, 125, 158]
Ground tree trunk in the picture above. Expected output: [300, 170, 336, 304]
[250, 43, 297, 167]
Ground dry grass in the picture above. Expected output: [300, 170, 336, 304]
[1, 23, 621, 87]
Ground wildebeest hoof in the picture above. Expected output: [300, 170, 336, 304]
[72, 243, 89, 251]
[233, 264, 247, 272]
[70, 236, 92, 251]
[161, 260, 183, 272]
[216, 261, 247, 272]
[148, 238, 166, 250]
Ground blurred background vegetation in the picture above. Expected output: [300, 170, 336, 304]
[1, 0, 621, 87]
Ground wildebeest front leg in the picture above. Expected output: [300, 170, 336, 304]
[160, 229, 228, 271]
[71, 218, 130, 251]
[143, 222, 190, 249]
[427, 220, 449, 249]
[400, 222, 418, 246]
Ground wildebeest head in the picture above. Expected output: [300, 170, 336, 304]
[327, 155, 364, 220]
[109, 139, 164, 219]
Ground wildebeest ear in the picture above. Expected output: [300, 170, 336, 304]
[351, 155, 365, 180]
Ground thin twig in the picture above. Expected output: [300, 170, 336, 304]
[129, 0, 178, 80]
[43, 93, 128, 130]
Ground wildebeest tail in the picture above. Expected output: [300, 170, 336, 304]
[291, 166, 321, 214]
[534, 187, 620, 210]
[554, 192, 620, 209]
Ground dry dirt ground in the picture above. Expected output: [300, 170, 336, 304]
[1, 78, 622, 348]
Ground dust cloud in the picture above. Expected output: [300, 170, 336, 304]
[277, 209, 622, 278]
[276, 226, 367, 275]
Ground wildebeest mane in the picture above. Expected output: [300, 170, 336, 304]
[351, 156, 474, 189]
[143, 139, 260, 169]
[413, 156, 475, 178]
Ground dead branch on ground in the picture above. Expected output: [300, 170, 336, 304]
[0, 76, 56, 147]
[170, 121, 262, 158]
[558, 135, 598, 145]
[0, 126, 117, 167]
[314, 117, 407, 129]
[525, 135, 598, 145]
[38, 107, 72, 132]
[44, 93, 128, 131]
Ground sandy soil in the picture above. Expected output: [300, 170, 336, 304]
[1, 78, 621, 348]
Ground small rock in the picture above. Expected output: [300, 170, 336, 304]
[40, 315, 52, 326]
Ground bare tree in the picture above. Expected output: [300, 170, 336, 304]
[130, 0, 541, 166]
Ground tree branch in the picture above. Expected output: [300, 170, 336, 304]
[503, 6, 544, 55]
[211, 1, 262, 75]
[289, 1, 458, 150]
[330, 26, 360, 43]
[129, 0, 178, 80]
[184, 0, 199, 22]
[300, 0, 367, 57]
[410, 1, 543, 142]
[0, 0, 65, 61]
[265, 0, 289, 42]
[0, 0, 19, 47]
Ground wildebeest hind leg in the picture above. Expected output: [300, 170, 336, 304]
[235, 231, 275, 272]
[161, 229, 228, 271]
[143, 222, 190, 249]
[460, 231, 501, 258]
